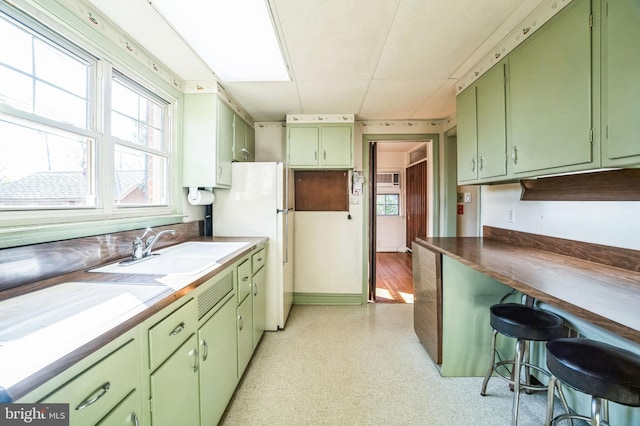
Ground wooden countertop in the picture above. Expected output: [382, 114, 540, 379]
[0, 236, 267, 402]
[415, 235, 640, 345]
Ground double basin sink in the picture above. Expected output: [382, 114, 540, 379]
[91, 241, 251, 275]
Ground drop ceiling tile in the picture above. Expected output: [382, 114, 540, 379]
[296, 81, 369, 115]
[224, 82, 300, 122]
[86, 0, 212, 80]
[273, 0, 399, 81]
[375, 0, 526, 80]
[411, 80, 457, 119]
[359, 79, 444, 120]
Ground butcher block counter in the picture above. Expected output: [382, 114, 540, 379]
[412, 226, 640, 377]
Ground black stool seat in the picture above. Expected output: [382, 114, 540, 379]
[490, 303, 563, 341]
[547, 338, 640, 407]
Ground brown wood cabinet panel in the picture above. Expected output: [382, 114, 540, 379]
[406, 162, 428, 247]
[412, 241, 442, 364]
[294, 170, 348, 211]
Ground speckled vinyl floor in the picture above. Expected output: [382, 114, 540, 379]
[220, 304, 561, 426]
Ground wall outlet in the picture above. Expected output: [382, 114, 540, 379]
[464, 192, 472, 203]
[457, 193, 464, 202]
[508, 208, 516, 223]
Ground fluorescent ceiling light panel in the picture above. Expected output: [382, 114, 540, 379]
[152, 0, 289, 82]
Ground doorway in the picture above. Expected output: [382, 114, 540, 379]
[366, 136, 437, 303]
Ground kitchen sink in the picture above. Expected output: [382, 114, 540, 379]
[90, 241, 251, 275]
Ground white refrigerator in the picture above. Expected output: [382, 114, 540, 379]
[212, 162, 294, 330]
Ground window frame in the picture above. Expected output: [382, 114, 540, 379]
[376, 193, 401, 216]
[0, 1, 182, 245]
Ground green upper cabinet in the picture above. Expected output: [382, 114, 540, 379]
[287, 123, 353, 169]
[456, 60, 507, 184]
[601, 0, 640, 166]
[183, 94, 233, 188]
[507, 0, 595, 176]
[456, 86, 478, 183]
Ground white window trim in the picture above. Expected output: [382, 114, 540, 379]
[0, 1, 184, 248]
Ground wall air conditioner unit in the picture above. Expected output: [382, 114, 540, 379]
[377, 172, 400, 187]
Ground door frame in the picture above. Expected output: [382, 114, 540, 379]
[361, 133, 440, 302]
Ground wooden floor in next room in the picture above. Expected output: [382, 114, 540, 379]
[375, 251, 414, 303]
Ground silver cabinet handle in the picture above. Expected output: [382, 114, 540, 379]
[471, 158, 476, 172]
[511, 146, 518, 164]
[314, 151, 317, 160]
[188, 348, 198, 373]
[200, 339, 209, 362]
[253, 282, 258, 297]
[479, 156, 484, 171]
[76, 382, 110, 411]
[238, 314, 244, 331]
[169, 322, 185, 336]
[323, 150, 327, 160]
[256, 257, 263, 262]
[242, 276, 249, 282]
[131, 413, 140, 426]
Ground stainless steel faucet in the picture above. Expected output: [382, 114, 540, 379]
[130, 228, 176, 261]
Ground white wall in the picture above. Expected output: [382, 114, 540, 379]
[376, 151, 406, 252]
[255, 120, 444, 296]
[482, 183, 640, 250]
[456, 185, 480, 236]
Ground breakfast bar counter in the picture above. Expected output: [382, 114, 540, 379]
[415, 227, 640, 346]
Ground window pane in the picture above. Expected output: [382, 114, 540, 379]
[114, 145, 167, 206]
[36, 81, 87, 128]
[376, 193, 399, 216]
[0, 64, 33, 112]
[111, 78, 165, 151]
[0, 118, 94, 208]
[376, 205, 385, 215]
[0, 15, 32, 73]
[34, 39, 87, 98]
[376, 194, 386, 204]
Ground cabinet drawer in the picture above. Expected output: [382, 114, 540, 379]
[237, 258, 252, 304]
[252, 248, 266, 273]
[41, 339, 139, 426]
[148, 299, 196, 371]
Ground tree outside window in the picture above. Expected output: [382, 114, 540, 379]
[377, 194, 400, 216]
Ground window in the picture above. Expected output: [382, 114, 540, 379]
[377, 194, 400, 216]
[0, 10, 95, 209]
[0, 5, 176, 222]
[111, 74, 169, 206]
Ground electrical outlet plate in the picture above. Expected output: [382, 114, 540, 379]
[464, 193, 472, 203]
[508, 208, 516, 223]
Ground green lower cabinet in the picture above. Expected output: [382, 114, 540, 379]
[198, 296, 238, 426]
[252, 266, 266, 348]
[149, 334, 200, 426]
[237, 294, 254, 378]
[440, 256, 515, 377]
[96, 390, 142, 426]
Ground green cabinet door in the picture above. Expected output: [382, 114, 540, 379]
[288, 126, 319, 166]
[149, 334, 200, 426]
[252, 266, 266, 348]
[216, 100, 234, 187]
[198, 296, 238, 426]
[232, 115, 246, 162]
[320, 126, 353, 167]
[456, 86, 478, 183]
[236, 294, 253, 378]
[508, 0, 593, 175]
[96, 390, 142, 426]
[476, 61, 507, 180]
[602, 0, 640, 165]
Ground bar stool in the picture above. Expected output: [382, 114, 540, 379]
[480, 303, 565, 426]
[546, 338, 640, 426]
